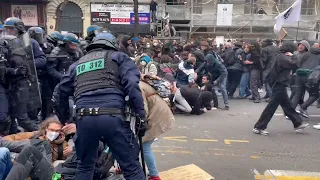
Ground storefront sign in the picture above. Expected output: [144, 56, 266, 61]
[91, 12, 110, 24]
[11, 5, 38, 26]
[91, 3, 149, 25]
[130, 13, 150, 24]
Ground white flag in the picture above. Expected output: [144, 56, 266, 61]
[274, 0, 302, 34]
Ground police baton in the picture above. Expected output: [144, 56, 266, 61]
[125, 96, 147, 176]
[139, 135, 147, 176]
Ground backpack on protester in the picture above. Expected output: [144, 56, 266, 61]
[141, 75, 172, 108]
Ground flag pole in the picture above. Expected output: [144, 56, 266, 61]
[296, 21, 300, 41]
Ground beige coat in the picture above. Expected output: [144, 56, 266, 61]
[139, 80, 175, 143]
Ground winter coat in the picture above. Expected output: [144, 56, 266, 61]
[265, 42, 298, 86]
[299, 48, 320, 69]
[2, 131, 69, 162]
[249, 49, 262, 70]
[261, 44, 279, 80]
[119, 35, 133, 57]
[176, 61, 194, 86]
[220, 47, 235, 66]
[227, 47, 243, 71]
[204, 54, 228, 83]
[141, 62, 158, 76]
[139, 80, 175, 143]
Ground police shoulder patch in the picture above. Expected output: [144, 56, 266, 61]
[76, 58, 105, 76]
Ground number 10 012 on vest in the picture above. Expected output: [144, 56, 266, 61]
[76, 59, 105, 76]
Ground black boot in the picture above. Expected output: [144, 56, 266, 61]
[0, 116, 11, 136]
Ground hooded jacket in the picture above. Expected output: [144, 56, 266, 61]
[203, 54, 228, 83]
[298, 48, 320, 69]
[119, 35, 133, 57]
[265, 42, 298, 86]
[261, 40, 279, 79]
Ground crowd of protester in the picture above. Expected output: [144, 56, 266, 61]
[1, 16, 320, 179]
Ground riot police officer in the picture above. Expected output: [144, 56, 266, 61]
[3, 18, 46, 123]
[56, 32, 146, 180]
[0, 38, 10, 135]
[28, 27, 54, 54]
[48, 33, 82, 86]
[28, 27, 55, 120]
[2, 17, 42, 132]
[47, 31, 64, 47]
[85, 25, 102, 44]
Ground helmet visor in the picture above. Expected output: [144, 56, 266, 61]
[33, 33, 44, 45]
[2, 26, 19, 36]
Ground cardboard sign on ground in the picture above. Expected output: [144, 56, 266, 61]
[159, 164, 214, 180]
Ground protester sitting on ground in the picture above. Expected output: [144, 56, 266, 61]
[180, 73, 213, 115]
[4, 117, 72, 179]
[201, 74, 219, 108]
[137, 54, 158, 76]
[0, 147, 12, 180]
[139, 76, 175, 180]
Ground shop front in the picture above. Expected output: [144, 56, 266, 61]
[90, 3, 151, 35]
[0, 0, 47, 30]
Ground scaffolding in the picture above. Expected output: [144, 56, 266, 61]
[155, 0, 320, 40]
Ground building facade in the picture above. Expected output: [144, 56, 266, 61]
[155, 0, 320, 40]
[0, 0, 47, 29]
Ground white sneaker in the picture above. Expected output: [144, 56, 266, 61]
[253, 128, 269, 136]
[313, 124, 320, 130]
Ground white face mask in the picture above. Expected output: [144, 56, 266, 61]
[146, 44, 151, 48]
[153, 43, 158, 46]
[46, 131, 59, 141]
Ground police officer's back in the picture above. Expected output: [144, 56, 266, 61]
[57, 32, 146, 180]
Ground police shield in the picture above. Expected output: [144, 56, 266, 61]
[8, 32, 41, 110]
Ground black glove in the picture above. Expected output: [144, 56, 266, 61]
[6, 66, 27, 76]
[135, 116, 148, 137]
[16, 66, 27, 75]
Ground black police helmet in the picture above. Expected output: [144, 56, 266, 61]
[4, 17, 25, 35]
[86, 32, 118, 52]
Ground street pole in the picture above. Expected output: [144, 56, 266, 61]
[295, 21, 300, 41]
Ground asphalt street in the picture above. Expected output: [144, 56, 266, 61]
[154, 93, 320, 180]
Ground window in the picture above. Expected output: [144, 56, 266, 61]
[244, 0, 257, 14]
[193, 0, 202, 14]
[301, 0, 315, 15]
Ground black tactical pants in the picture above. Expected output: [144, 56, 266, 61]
[300, 84, 319, 110]
[291, 75, 307, 109]
[254, 83, 302, 130]
[6, 146, 54, 180]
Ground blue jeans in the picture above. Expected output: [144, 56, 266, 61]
[218, 76, 229, 106]
[143, 140, 159, 176]
[239, 72, 251, 97]
[0, 147, 12, 180]
[265, 82, 272, 97]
